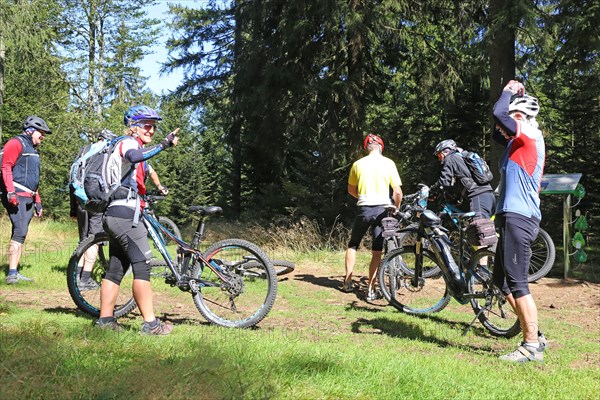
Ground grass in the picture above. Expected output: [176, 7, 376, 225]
[0, 217, 599, 399]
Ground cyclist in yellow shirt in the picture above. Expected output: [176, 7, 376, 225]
[343, 134, 402, 301]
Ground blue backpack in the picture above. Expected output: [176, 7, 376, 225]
[461, 151, 493, 185]
[69, 136, 134, 212]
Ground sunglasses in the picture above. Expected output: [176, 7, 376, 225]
[137, 124, 157, 132]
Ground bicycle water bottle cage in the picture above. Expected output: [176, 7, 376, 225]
[420, 209, 441, 227]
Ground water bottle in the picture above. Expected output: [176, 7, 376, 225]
[418, 185, 429, 208]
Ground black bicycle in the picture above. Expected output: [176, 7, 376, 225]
[378, 208, 521, 338]
[67, 204, 278, 328]
[144, 192, 294, 279]
[393, 185, 556, 282]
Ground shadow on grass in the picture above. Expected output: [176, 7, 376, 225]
[50, 264, 68, 274]
[1, 263, 36, 276]
[294, 273, 342, 290]
[351, 314, 497, 353]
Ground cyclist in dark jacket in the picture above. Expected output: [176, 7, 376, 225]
[431, 139, 495, 219]
[1, 116, 51, 284]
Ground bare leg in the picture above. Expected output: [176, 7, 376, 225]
[132, 279, 156, 323]
[8, 240, 22, 270]
[82, 244, 99, 272]
[515, 294, 539, 343]
[99, 279, 120, 318]
[344, 248, 356, 284]
[504, 293, 539, 343]
[367, 250, 382, 291]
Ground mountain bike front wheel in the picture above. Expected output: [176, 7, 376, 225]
[193, 239, 277, 328]
[467, 249, 521, 338]
[66, 233, 137, 318]
[378, 246, 451, 314]
[156, 216, 182, 245]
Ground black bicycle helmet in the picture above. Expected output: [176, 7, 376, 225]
[433, 139, 456, 156]
[97, 129, 116, 141]
[22, 116, 51, 134]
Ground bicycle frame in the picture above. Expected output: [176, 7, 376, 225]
[142, 210, 230, 288]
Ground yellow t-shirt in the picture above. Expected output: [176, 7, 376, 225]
[348, 153, 402, 206]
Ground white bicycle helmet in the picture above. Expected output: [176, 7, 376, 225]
[509, 95, 540, 118]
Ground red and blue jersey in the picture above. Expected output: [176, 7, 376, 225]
[493, 91, 545, 220]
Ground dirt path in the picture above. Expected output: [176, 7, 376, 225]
[3, 260, 599, 332]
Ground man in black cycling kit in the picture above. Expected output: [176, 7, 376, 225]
[1, 116, 51, 284]
[431, 139, 495, 219]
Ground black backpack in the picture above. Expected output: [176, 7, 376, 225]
[461, 151, 493, 185]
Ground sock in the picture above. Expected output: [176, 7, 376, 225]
[81, 271, 91, 281]
[524, 341, 540, 349]
[7, 269, 17, 276]
[145, 319, 160, 328]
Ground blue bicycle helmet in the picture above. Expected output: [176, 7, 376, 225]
[123, 105, 162, 126]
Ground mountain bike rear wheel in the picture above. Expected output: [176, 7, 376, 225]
[66, 233, 137, 318]
[378, 246, 451, 314]
[193, 239, 277, 328]
[528, 228, 555, 282]
[467, 249, 521, 338]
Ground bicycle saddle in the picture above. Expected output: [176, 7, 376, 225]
[188, 206, 223, 216]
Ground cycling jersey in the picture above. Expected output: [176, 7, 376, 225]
[493, 91, 545, 220]
[348, 153, 401, 206]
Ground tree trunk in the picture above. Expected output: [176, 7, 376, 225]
[87, 6, 97, 116]
[488, 0, 516, 186]
[230, 0, 243, 216]
[347, 0, 366, 152]
[96, 15, 105, 117]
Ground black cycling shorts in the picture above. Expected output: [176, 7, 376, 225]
[469, 192, 495, 219]
[347, 206, 387, 251]
[76, 203, 104, 241]
[492, 212, 540, 299]
[102, 215, 153, 283]
[1, 195, 34, 243]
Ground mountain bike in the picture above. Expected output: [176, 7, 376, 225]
[395, 186, 556, 282]
[66, 205, 278, 328]
[378, 207, 521, 338]
[146, 192, 295, 279]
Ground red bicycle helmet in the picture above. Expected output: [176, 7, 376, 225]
[363, 133, 384, 151]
